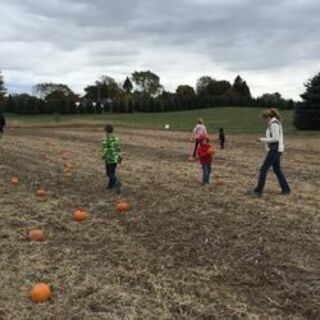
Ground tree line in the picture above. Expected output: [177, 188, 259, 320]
[0, 70, 319, 130]
[0, 71, 295, 116]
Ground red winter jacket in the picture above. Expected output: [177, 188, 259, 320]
[197, 143, 213, 165]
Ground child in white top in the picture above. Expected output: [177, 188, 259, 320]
[191, 118, 207, 158]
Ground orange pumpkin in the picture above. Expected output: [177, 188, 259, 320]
[216, 179, 224, 186]
[73, 209, 88, 222]
[207, 146, 216, 156]
[116, 200, 129, 213]
[28, 229, 44, 242]
[11, 176, 19, 187]
[30, 283, 52, 303]
[36, 189, 47, 198]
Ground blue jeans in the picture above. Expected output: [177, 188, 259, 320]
[255, 150, 290, 194]
[202, 163, 212, 184]
[106, 163, 118, 188]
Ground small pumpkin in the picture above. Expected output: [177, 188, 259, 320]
[216, 179, 224, 186]
[116, 200, 129, 213]
[11, 176, 19, 187]
[73, 209, 88, 222]
[36, 189, 47, 198]
[28, 229, 44, 242]
[30, 283, 52, 303]
[207, 146, 216, 156]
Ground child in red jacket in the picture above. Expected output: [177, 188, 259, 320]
[197, 134, 215, 185]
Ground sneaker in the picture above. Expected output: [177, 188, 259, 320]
[246, 190, 262, 198]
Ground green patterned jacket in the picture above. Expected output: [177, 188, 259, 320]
[102, 134, 121, 164]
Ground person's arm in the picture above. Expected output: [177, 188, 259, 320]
[191, 126, 197, 141]
[259, 123, 280, 144]
[102, 139, 108, 160]
[115, 138, 122, 162]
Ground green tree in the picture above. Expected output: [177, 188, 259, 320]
[123, 77, 133, 94]
[294, 72, 320, 130]
[196, 76, 213, 96]
[232, 75, 251, 98]
[132, 71, 163, 97]
[84, 76, 121, 103]
[33, 83, 74, 99]
[176, 85, 195, 96]
[0, 71, 6, 110]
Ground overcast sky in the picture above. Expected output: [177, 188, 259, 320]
[1, 0, 320, 99]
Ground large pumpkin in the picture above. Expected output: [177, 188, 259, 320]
[28, 229, 44, 242]
[11, 176, 19, 187]
[73, 209, 88, 222]
[116, 200, 129, 213]
[30, 283, 52, 303]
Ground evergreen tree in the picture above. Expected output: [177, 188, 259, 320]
[294, 72, 320, 130]
[0, 71, 6, 100]
[232, 75, 251, 98]
[123, 77, 133, 94]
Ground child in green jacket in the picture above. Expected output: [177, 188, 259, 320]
[102, 124, 122, 191]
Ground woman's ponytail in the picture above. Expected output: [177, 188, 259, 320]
[262, 108, 282, 122]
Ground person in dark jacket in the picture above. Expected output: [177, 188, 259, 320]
[218, 128, 225, 149]
[0, 110, 6, 135]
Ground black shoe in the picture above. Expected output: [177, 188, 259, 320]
[280, 191, 291, 196]
[246, 190, 262, 198]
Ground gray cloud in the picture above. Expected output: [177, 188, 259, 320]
[1, 0, 320, 98]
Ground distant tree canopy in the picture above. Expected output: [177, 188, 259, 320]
[123, 77, 133, 94]
[0, 71, 6, 101]
[84, 76, 121, 102]
[33, 83, 75, 99]
[294, 72, 320, 130]
[176, 85, 195, 96]
[2, 70, 297, 115]
[232, 75, 251, 98]
[132, 71, 163, 97]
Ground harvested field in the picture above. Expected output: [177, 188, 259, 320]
[0, 127, 319, 319]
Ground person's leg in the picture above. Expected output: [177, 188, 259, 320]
[193, 140, 199, 158]
[208, 164, 212, 183]
[109, 163, 118, 188]
[201, 164, 207, 185]
[106, 163, 112, 188]
[254, 151, 276, 194]
[273, 153, 291, 193]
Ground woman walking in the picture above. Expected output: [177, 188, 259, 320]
[250, 108, 291, 196]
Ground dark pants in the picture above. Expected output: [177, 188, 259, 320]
[255, 150, 291, 194]
[220, 139, 225, 150]
[193, 139, 200, 158]
[202, 163, 212, 185]
[106, 163, 118, 188]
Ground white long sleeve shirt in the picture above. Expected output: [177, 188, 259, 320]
[193, 124, 207, 139]
[259, 117, 284, 152]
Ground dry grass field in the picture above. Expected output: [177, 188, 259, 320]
[0, 126, 319, 319]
